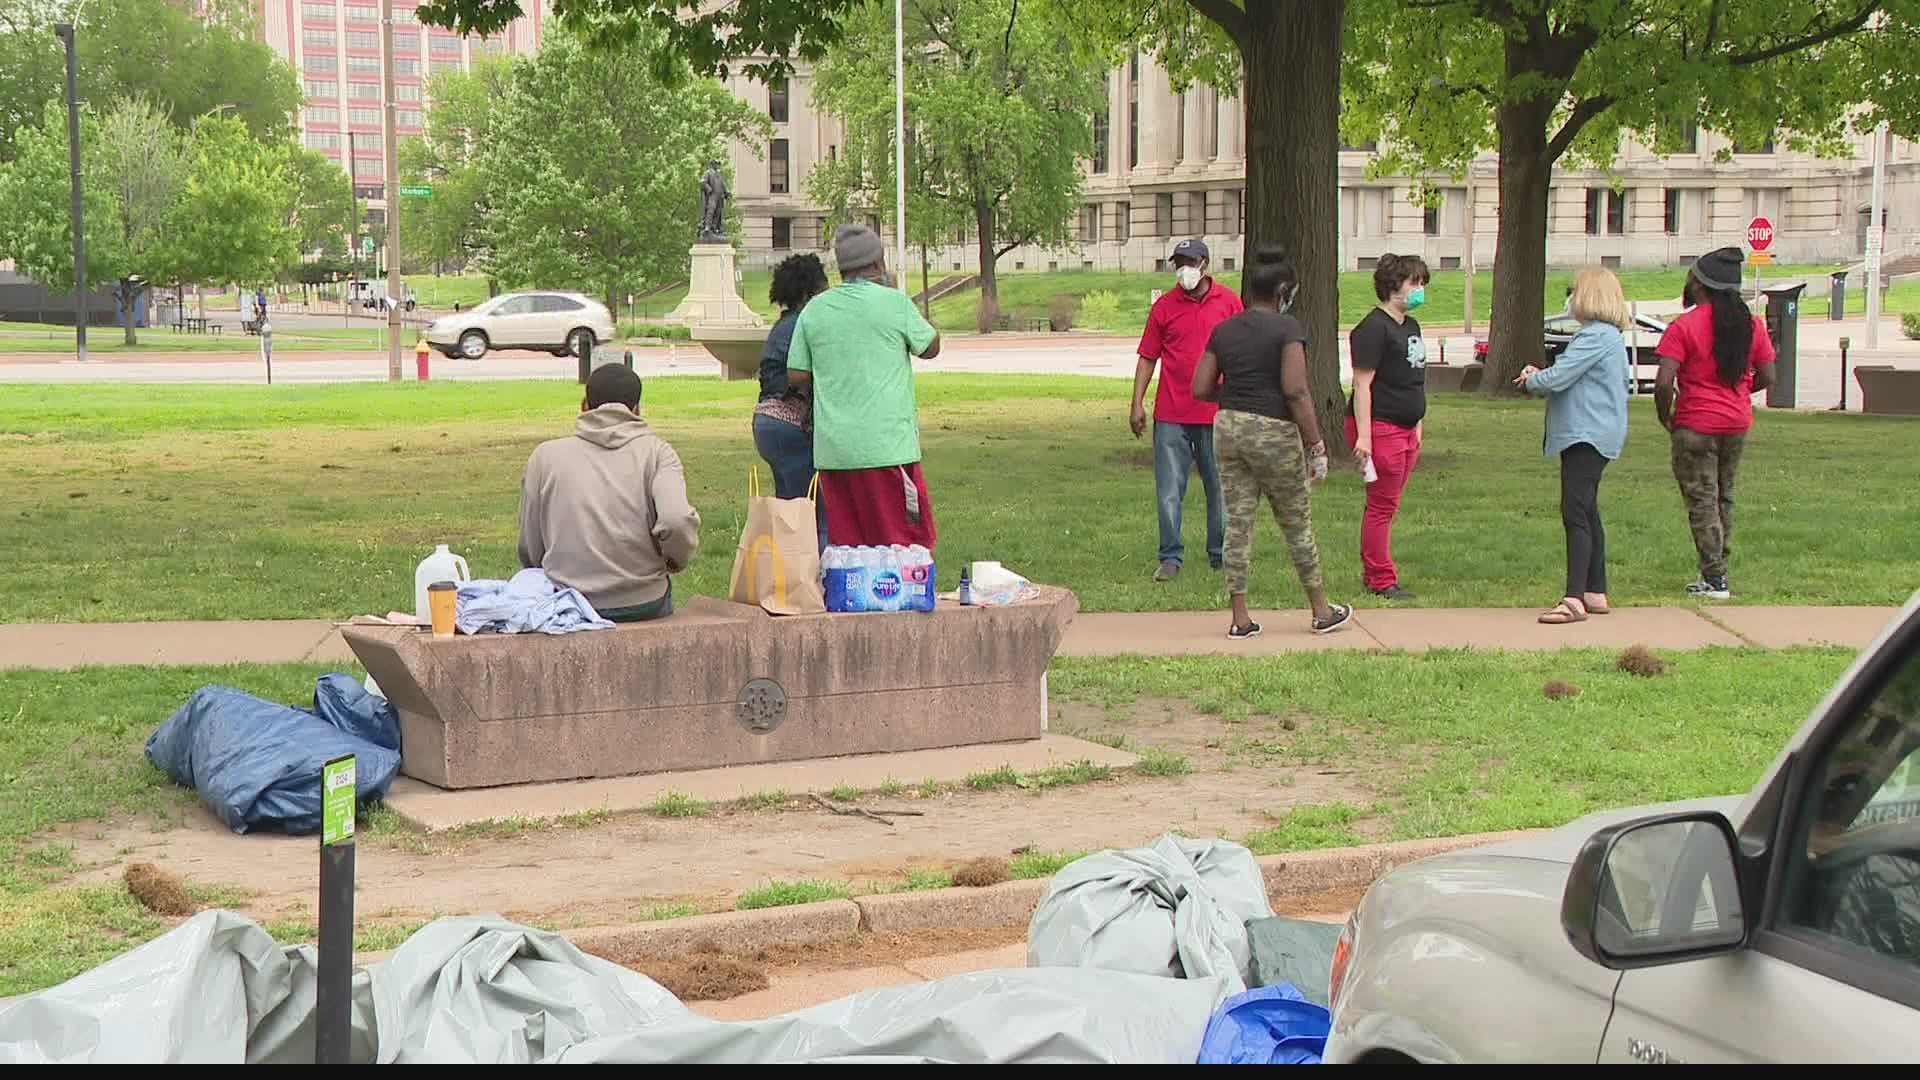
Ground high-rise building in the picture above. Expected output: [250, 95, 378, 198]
[249, 0, 541, 230]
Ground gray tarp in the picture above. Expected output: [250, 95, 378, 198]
[1245, 916, 1344, 1007]
[1025, 834, 1274, 994]
[0, 911, 1229, 1064]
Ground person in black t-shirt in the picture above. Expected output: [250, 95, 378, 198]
[1192, 246, 1354, 639]
[1344, 253, 1430, 601]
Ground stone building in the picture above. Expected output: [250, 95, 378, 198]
[721, 56, 1914, 274]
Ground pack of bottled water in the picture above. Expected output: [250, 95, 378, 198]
[822, 545, 936, 613]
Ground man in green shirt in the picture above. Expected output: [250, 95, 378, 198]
[787, 224, 943, 550]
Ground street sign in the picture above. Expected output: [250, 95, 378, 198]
[1866, 224, 1885, 261]
[1746, 216, 1775, 252]
[362, 235, 375, 255]
[1749, 250, 1774, 266]
[321, 754, 355, 846]
[400, 185, 432, 198]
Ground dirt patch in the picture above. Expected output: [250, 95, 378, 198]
[1542, 679, 1580, 700]
[628, 947, 771, 1001]
[952, 856, 1010, 887]
[54, 696, 1375, 931]
[1271, 885, 1368, 920]
[587, 926, 1027, 994]
[1617, 644, 1670, 677]
[124, 862, 197, 916]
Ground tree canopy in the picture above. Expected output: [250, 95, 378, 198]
[475, 24, 769, 310]
[807, 0, 1103, 330]
[1344, 0, 1920, 387]
[0, 0, 302, 162]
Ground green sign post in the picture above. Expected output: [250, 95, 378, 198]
[316, 753, 356, 1064]
[400, 184, 432, 198]
[322, 755, 355, 845]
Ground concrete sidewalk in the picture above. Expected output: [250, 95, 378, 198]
[0, 605, 1897, 670]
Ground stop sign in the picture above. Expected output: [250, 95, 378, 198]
[1747, 217, 1775, 252]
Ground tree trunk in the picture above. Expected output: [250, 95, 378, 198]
[1242, 0, 1348, 454]
[973, 200, 999, 334]
[1483, 75, 1558, 394]
[920, 241, 931, 317]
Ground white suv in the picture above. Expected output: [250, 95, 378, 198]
[424, 291, 617, 360]
[1327, 591, 1920, 1063]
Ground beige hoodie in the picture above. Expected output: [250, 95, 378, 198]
[516, 404, 701, 610]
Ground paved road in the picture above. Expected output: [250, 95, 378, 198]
[3, 317, 1912, 414]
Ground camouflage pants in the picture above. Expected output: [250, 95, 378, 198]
[1216, 408, 1324, 597]
[1671, 426, 1747, 579]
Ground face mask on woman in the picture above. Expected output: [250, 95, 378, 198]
[1176, 265, 1204, 292]
[1404, 285, 1426, 311]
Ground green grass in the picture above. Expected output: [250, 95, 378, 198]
[1244, 802, 1370, 854]
[734, 878, 854, 910]
[923, 263, 1852, 335]
[0, 377, 1913, 625]
[828, 784, 861, 802]
[1052, 646, 1858, 843]
[650, 791, 711, 818]
[1009, 849, 1091, 880]
[0, 320, 393, 354]
[641, 902, 702, 921]
[734, 790, 790, 811]
[1134, 748, 1194, 777]
[963, 760, 1113, 792]
[892, 867, 957, 892]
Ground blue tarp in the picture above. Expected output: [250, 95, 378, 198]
[144, 673, 402, 835]
[1194, 983, 1331, 1065]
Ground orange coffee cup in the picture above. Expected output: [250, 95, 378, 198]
[428, 580, 458, 637]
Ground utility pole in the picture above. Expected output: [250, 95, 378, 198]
[1462, 171, 1476, 337]
[1864, 120, 1888, 350]
[54, 23, 86, 362]
[381, 0, 403, 380]
[893, 0, 907, 292]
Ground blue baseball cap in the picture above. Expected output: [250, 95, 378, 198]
[1170, 238, 1210, 263]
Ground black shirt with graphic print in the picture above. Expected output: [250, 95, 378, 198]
[1346, 307, 1427, 429]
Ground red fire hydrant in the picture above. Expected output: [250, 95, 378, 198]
[415, 336, 431, 382]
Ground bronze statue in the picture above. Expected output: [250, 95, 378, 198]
[698, 159, 729, 244]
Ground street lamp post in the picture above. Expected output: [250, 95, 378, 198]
[54, 23, 86, 362]
[893, 0, 906, 291]
[381, 0, 402, 381]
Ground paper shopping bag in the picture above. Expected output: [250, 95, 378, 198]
[728, 469, 826, 616]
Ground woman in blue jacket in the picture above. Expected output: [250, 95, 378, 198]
[1516, 268, 1631, 625]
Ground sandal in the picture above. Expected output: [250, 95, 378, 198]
[1584, 594, 1612, 615]
[1538, 599, 1588, 625]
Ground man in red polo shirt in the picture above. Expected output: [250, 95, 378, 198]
[1129, 238, 1245, 582]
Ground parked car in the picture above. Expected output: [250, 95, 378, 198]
[1545, 310, 1669, 392]
[1326, 590, 1920, 1063]
[1466, 313, 1670, 392]
[423, 291, 616, 360]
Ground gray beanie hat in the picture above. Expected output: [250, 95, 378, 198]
[834, 223, 885, 274]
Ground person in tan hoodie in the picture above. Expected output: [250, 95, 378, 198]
[516, 365, 701, 622]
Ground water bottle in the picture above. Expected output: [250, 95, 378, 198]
[822, 546, 845, 612]
[844, 547, 870, 612]
[904, 545, 936, 612]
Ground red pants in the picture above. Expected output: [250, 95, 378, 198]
[820, 462, 938, 550]
[1345, 416, 1419, 591]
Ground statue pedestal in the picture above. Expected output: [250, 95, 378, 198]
[668, 244, 766, 382]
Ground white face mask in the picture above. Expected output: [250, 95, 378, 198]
[1175, 265, 1204, 291]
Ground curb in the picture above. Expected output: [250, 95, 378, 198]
[560, 829, 1540, 960]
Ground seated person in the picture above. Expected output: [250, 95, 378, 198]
[516, 365, 700, 621]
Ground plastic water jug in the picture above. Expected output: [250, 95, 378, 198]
[414, 544, 471, 623]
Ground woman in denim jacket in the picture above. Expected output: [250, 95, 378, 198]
[1516, 267, 1631, 625]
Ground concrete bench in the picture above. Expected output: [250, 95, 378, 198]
[1424, 362, 1484, 394]
[341, 587, 1079, 790]
[1854, 365, 1920, 416]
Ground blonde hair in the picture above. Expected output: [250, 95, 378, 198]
[1569, 267, 1630, 329]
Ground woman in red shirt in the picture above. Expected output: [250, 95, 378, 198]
[1653, 247, 1778, 601]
